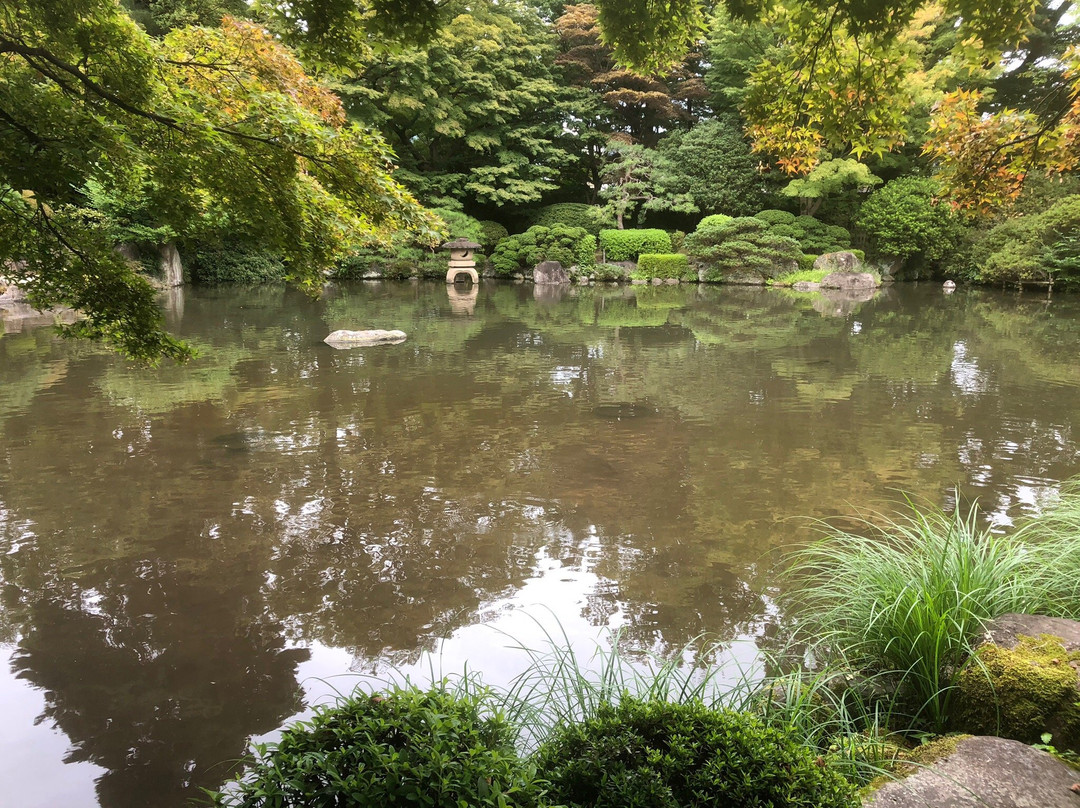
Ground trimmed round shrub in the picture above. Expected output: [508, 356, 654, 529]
[696, 214, 732, 230]
[478, 220, 510, 251]
[536, 698, 858, 808]
[754, 209, 797, 227]
[491, 225, 596, 276]
[187, 245, 286, 285]
[212, 687, 541, 807]
[530, 203, 610, 236]
[599, 229, 672, 262]
[637, 253, 690, 279]
[686, 217, 802, 282]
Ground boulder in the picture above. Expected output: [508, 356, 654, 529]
[954, 614, 1080, 751]
[814, 250, 864, 274]
[533, 261, 569, 285]
[792, 281, 821, 291]
[944, 280, 958, 290]
[324, 329, 406, 348]
[865, 736, 1080, 808]
[819, 271, 878, 291]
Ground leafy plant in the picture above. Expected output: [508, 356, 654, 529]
[636, 253, 690, 279]
[186, 245, 287, 285]
[685, 217, 801, 282]
[530, 204, 611, 236]
[491, 225, 596, 276]
[535, 697, 859, 808]
[599, 229, 672, 262]
[857, 178, 960, 270]
[211, 685, 542, 807]
[786, 494, 1080, 733]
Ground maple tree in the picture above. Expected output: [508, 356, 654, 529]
[0, 1, 435, 360]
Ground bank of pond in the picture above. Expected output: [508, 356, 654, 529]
[212, 491, 1080, 807]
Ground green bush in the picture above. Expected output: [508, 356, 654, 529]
[599, 229, 672, 262]
[591, 263, 629, 282]
[531, 203, 610, 236]
[331, 246, 444, 280]
[478, 220, 510, 251]
[186, 245, 287, 285]
[637, 253, 690, 279]
[212, 686, 541, 808]
[857, 177, 960, 268]
[973, 196, 1080, 288]
[798, 253, 819, 273]
[535, 698, 858, 808]
[491, 225, 595, 276]
[696, 214, 733, 230]
[754, 209, 797, 227]
[685, 217, 801, 283]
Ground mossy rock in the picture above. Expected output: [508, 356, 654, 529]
[953, 634, 1080, 751]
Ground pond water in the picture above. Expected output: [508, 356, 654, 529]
[2, 280, 1080, 807]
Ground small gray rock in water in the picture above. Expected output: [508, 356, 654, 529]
[792, 281, 821, 291]
[324, 329, 406, 348]
[944, 279, 957, 290]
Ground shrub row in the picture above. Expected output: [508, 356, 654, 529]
[213, 688, 858, 808]
[599, 229, 672, 262]
[636, 253, 690, 279]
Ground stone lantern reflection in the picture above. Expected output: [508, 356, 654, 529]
[442, 237, 481, 284]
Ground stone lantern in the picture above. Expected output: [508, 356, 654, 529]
[442, 237, 481, 284]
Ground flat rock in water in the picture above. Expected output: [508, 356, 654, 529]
[982, 613, 1080, 652]
[865, 736, 1080, 808]
[324, 329, 406, 348]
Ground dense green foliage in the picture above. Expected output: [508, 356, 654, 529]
[968, 195, 1080, 288]
[186, 246, 286, 285]
[686, 217, 801, 282]
[857, 178, 960, 269]
[599, 229, 672, 262]
[656, 118, 767, 217]
[530, 204, 612, 236]
[212, 686, 540, 807]
[491, 225, 596, 276]
[636, 253, 691, 279]
[535, 697, 859, 808]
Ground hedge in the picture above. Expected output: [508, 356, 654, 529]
[599, 229, 672, 262]
[637, 253, 690, 279]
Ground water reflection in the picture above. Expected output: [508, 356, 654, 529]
[1, 282, 1080, 806]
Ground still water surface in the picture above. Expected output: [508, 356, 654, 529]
[2, 281, 1080, 807]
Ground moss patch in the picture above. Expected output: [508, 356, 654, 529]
[954, 635, 1080, 750]
[859, 734, 970, 799]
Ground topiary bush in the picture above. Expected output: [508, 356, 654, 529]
[212, 686, 541, 808]
[478, 220, 510, 252]
[491, 225, 595, 276]
[685, 217, 801, 283]
[591, 263, 630, 282]
[696, 214, 733, 231]
[530, 203, 611, 236]
[599, 229, 672, 262]
[535, 698, 858, 808]
[637, 253, 690, 280]
[186, 244, 287, 285]
[754, 209, 797, 227]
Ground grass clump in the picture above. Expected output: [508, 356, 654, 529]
[211, 684, 541, 808]
[535, 697, 859, 808]
[767, 268, 829, 287]
[787, 494, 1080, 732]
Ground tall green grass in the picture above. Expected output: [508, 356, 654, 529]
[786, 491, 1080, 732]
